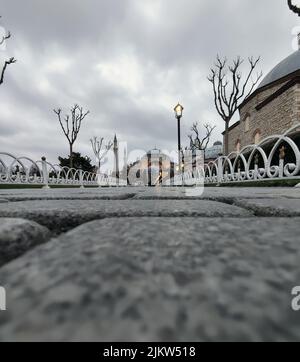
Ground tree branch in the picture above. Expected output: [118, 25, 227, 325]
[208, 55, 262, 154]
[54, 105, 90, 153]
[0, 30, 10, 46]
[188, 122, 216, 151]
[0, 16, 16, 85]
[0, 57, 16, 85]
[90, 136, 113, 170]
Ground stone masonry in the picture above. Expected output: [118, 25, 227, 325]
[226, 79, 300, 154]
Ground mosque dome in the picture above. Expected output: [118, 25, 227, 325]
[213, 141, 223, 146]
[258, 50, 300, 90]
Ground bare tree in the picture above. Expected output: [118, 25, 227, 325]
[90, 136, 113, 173]
[188, 123, 216, 151]
[208, 56, 262, 155]
[0, 17, 16, 85]
[54, 104, 90, 168]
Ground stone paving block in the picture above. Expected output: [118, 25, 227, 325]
[234, 198, 300, 216]
[204, 188, 300, 201]
[2, 186, 300, 202]
[0, 188, 136, 201]
[0, 200, 253, 233]
[132, 188, 188, 199]
[0, 218, 50, 267]
[0, 217, 299, 342]
[133, 187, 300, 200]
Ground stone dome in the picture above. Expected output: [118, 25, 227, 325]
[213, 141, 223, 146]
[258, 50, 300, 90]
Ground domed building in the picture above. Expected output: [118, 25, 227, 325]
[225, 49, 300, 153]
[205, 141, 223, 162]
[128, 148, 175, 186]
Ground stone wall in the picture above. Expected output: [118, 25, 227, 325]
[226, 80, 300, 154]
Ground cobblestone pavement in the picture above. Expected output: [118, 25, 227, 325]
[0, 186, 300, 341]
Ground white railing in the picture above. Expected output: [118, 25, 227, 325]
[0, 154, 122, 188]
[97, 174, 127, 187]
[2, 124, 300, 189]
[167, 123, 300, 186]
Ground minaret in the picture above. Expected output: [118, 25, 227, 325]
[123, 147, 127, 168]
[113, 134, 119, 183]
[122, 147, 127, 181]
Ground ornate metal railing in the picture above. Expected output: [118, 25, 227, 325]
[205, 123, 300, 184]
[2, 124, 300, 188]
[167, 123, 300, 186]
[0, 154, 122, 188]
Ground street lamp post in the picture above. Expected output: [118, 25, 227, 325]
[288, 0, 300, 16]
[174, 103, 184, 173]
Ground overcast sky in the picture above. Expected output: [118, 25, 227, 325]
[0, 0, 299, 164]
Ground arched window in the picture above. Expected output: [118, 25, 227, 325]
[254, 130, 261, 145]
[244, 115, 250, 132]
[236, 140, 241, 152]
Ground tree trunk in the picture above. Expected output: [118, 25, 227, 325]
[69, 144, 73, 169]
[224, 121, 229, 156]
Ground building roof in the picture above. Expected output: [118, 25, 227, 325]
[258, 50, 300, 90]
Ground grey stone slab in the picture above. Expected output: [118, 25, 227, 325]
[204, 187, 300, 201]
[234, 198, 300, 216]
[132, 188, 190, 199]
[0, 200, 252, 233]
[1, 186, 300, 202]
[0, 217, 299, 342]
[0, 218, 50, 267]
[133, 187, 300, 200]
[0, 199, 8, 204]
[0, 188, 136, 201]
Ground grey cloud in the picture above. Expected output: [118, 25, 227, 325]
[0, 0, 298, 164]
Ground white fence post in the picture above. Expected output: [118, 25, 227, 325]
[79, 168, 84, 189]
[254, 154, 259, 180]
[254, 164, 258, 180]
[41, 157, 50, 190]
[217, 158, 223, 184]
[279, 145, 285, 179]
[15, 171, 21, 183]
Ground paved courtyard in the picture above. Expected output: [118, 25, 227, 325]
[0, 186, 300, 341]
